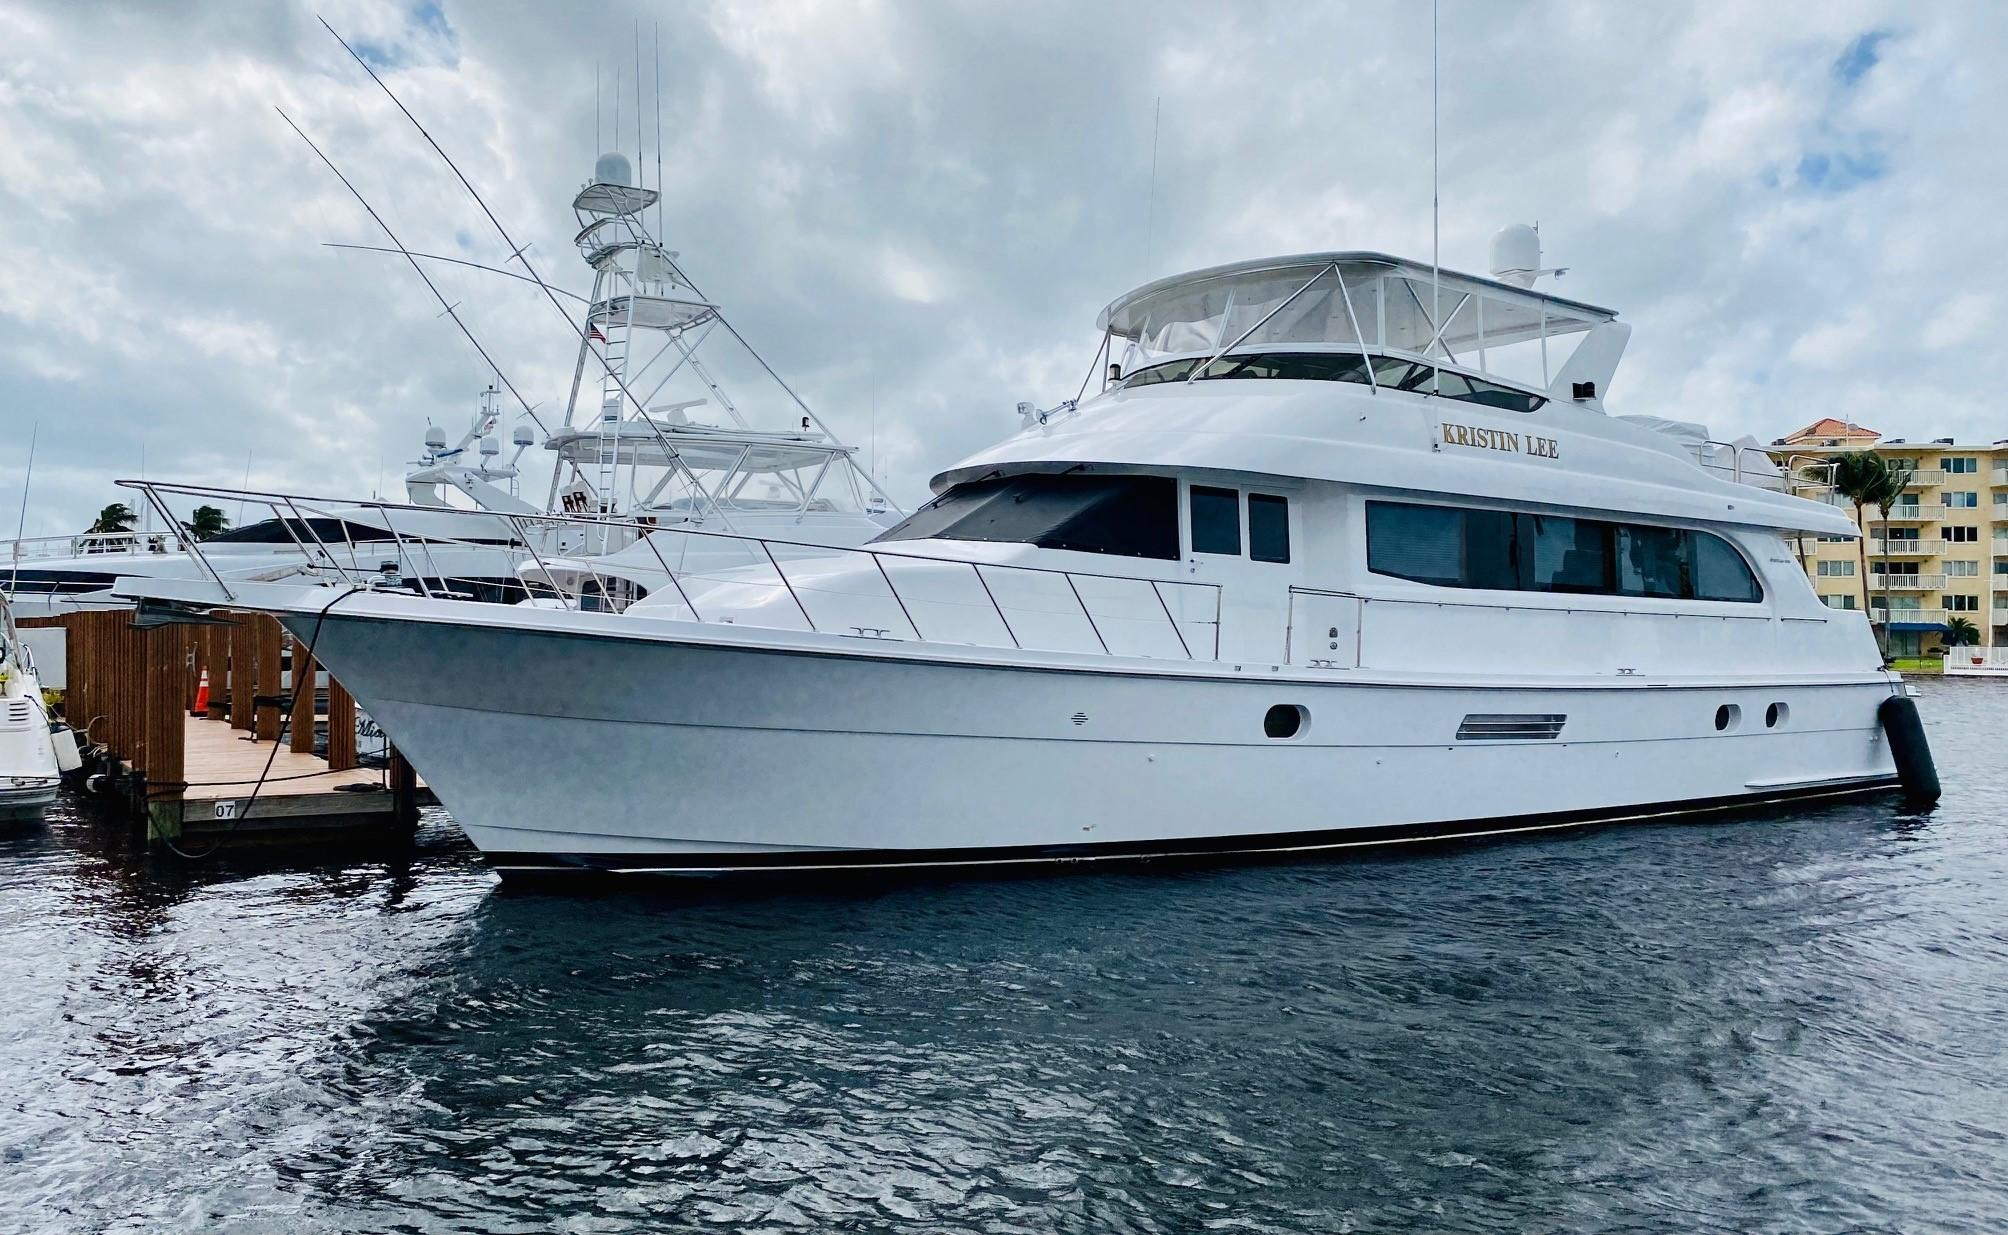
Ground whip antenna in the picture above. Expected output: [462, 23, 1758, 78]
[7, 423, 34, 599]
[1142, 96, 1160, 280]
[1431, 0, 1441, 395]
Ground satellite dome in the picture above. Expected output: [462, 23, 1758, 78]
[594, 152, 634, 188]
[512, 423, 535, 448]
[423, 426, 448, 450]
[479, 434, 500, 457]
[1489, 224, 1542, 288]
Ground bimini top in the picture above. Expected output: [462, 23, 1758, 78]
[1097, 252, 1622, 399]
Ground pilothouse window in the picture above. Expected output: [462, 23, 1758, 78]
[1366, 501, 1762, 602]
[874, 473, 1180, 560]
[1249, 494, 1291, 563]
[1190, 487, 1242, 555]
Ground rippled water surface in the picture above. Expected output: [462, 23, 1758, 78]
[3, 678, 2006, 1232]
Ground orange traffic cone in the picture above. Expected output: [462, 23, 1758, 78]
[191, 668, 210, 716]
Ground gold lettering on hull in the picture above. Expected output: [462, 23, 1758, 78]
[1441, 422, 1559, 461]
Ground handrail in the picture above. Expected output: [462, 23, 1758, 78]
[3, 528, 190, 561]
[114, 479, 1224, 663]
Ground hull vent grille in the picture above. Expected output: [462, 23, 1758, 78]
[1457, 713, 1566, 741]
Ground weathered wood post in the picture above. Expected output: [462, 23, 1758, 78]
[228, 612, 253, 731]
[62, 613, 92, 738]
[290, 644, 317, 754]
[254, 615, 283, 743]
[112, 612, 142, 766]
[388, 745, 419, 828]
[205, 621, 229, 721]
[141, 625, 187, 844]
[325, 676, 357, 771]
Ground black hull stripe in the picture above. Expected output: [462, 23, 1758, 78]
[484, 777, 1903, 878]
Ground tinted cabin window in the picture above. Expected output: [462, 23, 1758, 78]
[1365, 500, 1761, 602]
[1525, 514, 1613, 593]
[874, 473, 1179, 560]
[1617, 526, 1691, 598]
[1249, 494, 1291, 563]
[1190, 486, 1241, 555]
[1692, 533, 1762, 602]
[1365, 503, 1517, 590]
[208, 517, 395, 545]
[203, 517, 519, 548]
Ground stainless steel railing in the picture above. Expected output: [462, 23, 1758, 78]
[4, 529, 189, 563]
[117, 480, 1223, 662]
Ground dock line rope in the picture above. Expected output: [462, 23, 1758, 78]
[153, 587, 363, 861]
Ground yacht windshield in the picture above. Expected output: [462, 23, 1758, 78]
[874, 473, 1179, 560]
[1119, 350, 1545, 413]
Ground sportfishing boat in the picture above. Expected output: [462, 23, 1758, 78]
[0, 594, 61, 820]
[115, 231, 1938, 875]
[5, 148, 896, 618]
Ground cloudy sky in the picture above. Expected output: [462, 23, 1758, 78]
[0, 0, 2000, 536]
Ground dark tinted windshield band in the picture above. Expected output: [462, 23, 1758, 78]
[1120, 351, 1546, 413]
[874, 473, 1180, 560]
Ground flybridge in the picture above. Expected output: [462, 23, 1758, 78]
[1095, 251, 1631, 409]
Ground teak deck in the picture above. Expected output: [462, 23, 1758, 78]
[170, 714, 408, 837]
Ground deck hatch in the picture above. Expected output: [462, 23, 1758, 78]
[1456, 713, 1566, 741]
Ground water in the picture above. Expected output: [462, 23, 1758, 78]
[2, 678, 2005, 1233]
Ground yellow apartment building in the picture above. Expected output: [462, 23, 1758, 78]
[1770, 418, 2008, 657]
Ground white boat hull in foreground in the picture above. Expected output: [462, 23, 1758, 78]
[152, 582, 1903, 876]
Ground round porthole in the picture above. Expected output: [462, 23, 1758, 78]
[1264, 704, 1307, 740]
[1766, 702, 1788, 729]
[1714, 704, 1741, 732]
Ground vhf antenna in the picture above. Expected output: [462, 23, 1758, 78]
[1430, 0, 1442, 396]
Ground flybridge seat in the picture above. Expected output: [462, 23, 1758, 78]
[1097, 252, 1631, 408]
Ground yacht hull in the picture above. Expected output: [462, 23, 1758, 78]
[0, 781, 59, 821]
[279, 605, 1904, 876]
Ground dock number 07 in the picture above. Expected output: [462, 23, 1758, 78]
[214, 800, 239, 820]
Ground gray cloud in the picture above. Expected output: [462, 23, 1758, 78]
[2, 0, 2001, 536]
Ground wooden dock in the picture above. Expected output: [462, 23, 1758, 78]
[25, 608, 424, 852]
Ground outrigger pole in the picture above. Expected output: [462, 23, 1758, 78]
[274, 107, 550, 437]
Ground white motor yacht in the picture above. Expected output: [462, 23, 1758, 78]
[0, 595, 61, 821]
[116, 234, 1938, 875]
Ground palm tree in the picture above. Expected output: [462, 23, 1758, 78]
[183, 505, 230, 540]
[1946, 616, 1980, 647]
[1830, 451, 1888, 652]
[1869, 457, 1916, 654]
[85, 502, 137, 535]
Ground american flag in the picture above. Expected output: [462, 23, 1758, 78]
[587, 323, 607, 344]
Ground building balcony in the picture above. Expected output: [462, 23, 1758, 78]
[1992, 468, 2008, 486]
[1906, 469, 1947, 487]
[1872, 539, 1944, 556]
[1871, 574, 1946, 590]
[1871, 607, 1947, 625]
[1881, 505, 1946, 522]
